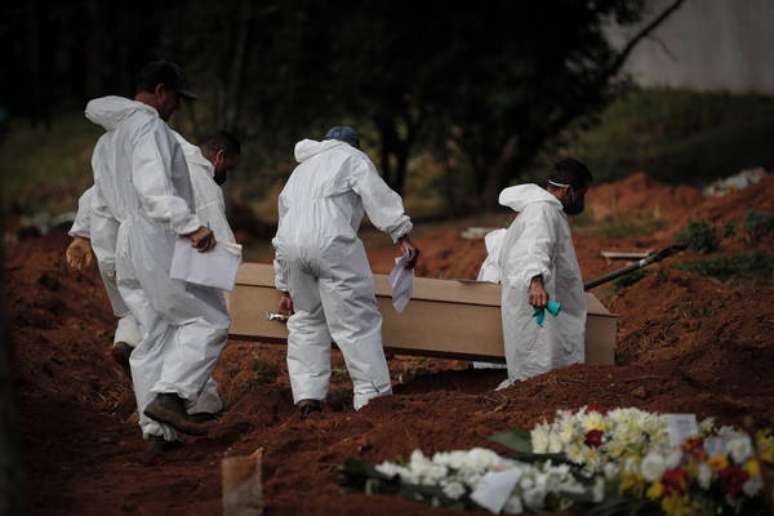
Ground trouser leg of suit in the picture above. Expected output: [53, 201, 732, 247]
[107, 265, 222, 414]
[117, 220, 230, 440]
[319, 240, 391, 410]
[286, 266, 333, 404]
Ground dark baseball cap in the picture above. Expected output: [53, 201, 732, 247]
[323, 126, 360, 148]
[136, 60, 198, 100]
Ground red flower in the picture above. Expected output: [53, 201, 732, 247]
[586, 405, 609, 415]
[662, 468, 689, 496]
[682, 437, 706, 460]
[584, 429, 604, 448]
[718, 465, 750, 498]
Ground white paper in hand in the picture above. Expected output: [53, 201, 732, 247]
[170, 239, 243, 291]
[388, 252, 414, 313]
[470, 468, 522, 513]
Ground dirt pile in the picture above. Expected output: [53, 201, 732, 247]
[6, 173, 774, 514]
[585, 171, 703, 223]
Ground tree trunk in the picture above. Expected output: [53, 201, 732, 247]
[223, 0, 252, 132]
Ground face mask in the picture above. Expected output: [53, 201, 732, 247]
[563, 189, 584, 215]
[214, 170, 227, 185]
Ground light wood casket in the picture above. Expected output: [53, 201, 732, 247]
[228, 263, 617, 364]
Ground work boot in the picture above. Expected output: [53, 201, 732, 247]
[297, 399, 322, 417]
[140, 436, 183, 466]
[144, 393, 212, 436]
[110, 341, 133, 378]
[188, 412, 221, 424]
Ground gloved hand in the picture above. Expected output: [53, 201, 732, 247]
[533, 300, 561, 327]
[277, 291, 294, 315]
[65, 236, 94, 272]
[398, 234, 420, 270]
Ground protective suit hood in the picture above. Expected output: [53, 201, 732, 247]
[85, 96, 158, 131]
[294, 139, 347, 163]
[498, 184, 561, 213]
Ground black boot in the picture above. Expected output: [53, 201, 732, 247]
[297, 399, 323, 417]
[110, 341, 133, 378]
[144, 393, 212, 436]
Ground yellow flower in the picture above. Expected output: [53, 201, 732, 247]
[646, 481, 663, 500]
[756, 431, 774, 463]
[707, 454, 728, 471]
[743, 459, 761, 478]
[661, 494, 695, 516]
[619, 472, 645, 498]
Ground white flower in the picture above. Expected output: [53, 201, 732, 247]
[603, 463, 620, 480]
[442, 481, 466, 500]
[531, 425, 550, 454]
[699, 417, 716, 434]
[743, 477, 763, 497]
[503, 494, 524, 514]
[727, 436, 753, 464]
[592, 476, 606, 503]
[697, 463, 712, 490]
[548, 432, 563, 454]
[641, 453, 666, 482]
[665, 450, 683, 469]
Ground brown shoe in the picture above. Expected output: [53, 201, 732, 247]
[144, 393, 212, 436]
[110, 342, 133, 377]
[297, 399, 322, 417]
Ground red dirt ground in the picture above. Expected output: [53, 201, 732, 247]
[6, 173, 774, 515]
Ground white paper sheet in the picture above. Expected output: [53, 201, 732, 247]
[470, 468, 522, 513]
[388, 252, 414, 313]
[664, 413, 698, 447]
[170, 239, 243, 291]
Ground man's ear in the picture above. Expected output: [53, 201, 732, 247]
[154, 83, 168, 98]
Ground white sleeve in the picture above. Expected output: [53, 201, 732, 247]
[504, 204, 558, 288]
[349, 156, 413, 243]
[272, 192, 289, 292]
[131, 123, 201, 235]
[89, 182, 120, 277]
[68, 186, 94, 238]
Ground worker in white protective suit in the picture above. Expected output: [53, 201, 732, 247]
[86, 60, 230, 447]
[66, 186, 143, 372]
[64, 129, 241, 418]
[496, 158, 592, 389]
[272, 126, 419, 415]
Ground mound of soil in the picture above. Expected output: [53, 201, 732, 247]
[6, 173, 774, 515]
[585, 172, 703, 223]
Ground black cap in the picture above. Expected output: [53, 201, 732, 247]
[136, 60, 198, 100]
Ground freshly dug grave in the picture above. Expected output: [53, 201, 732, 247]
[7, 174, 774, 515]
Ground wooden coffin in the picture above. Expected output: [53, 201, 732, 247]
[228, 263, 617, 364]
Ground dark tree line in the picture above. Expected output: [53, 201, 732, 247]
[2, 0, 684, 211]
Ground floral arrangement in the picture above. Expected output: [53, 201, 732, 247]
[337, 407, 773, 515]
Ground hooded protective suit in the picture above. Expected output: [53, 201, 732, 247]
[272, 139, 413, 410]
[86, 96, 230, 440]
[497, 184, 586, 386]
[173, 132, 236, 245]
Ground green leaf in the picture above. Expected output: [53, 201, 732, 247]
[488, 429, 533, 453]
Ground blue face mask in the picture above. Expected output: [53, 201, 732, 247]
[563, 189, 585, 215]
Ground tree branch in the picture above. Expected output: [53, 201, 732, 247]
[607, 0, 685, 77]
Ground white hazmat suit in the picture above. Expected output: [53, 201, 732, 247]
[272, 139, 413, 410]
[69, 186, 142, 347]
[86, 96, 230, 441]
[497, 184, 586, 385]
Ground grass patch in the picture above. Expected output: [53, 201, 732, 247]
[676, 220, 719, 253]
[744, 210, 774, 244]
[675, 254, 774, 283]
[554, 88, 774, 185]
[1, 114, 102, 215]
[251, 354, 279, 385]
[590, 218, 665, 240]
